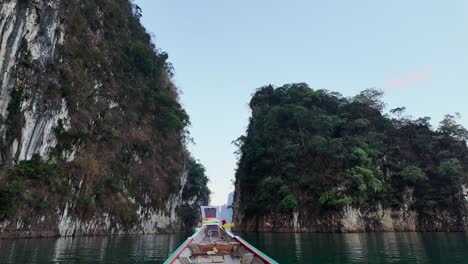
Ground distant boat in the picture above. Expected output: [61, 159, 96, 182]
[164, 206, 279, 264]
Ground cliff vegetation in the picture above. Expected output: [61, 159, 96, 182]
[233, 84, 468, 232]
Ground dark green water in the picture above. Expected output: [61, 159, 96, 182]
[0, 232, 467, 263]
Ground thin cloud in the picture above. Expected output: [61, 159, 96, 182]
[384, 67, 432, 91]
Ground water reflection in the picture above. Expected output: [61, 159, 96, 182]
[241, 232, 468, 264]
[0, 233, 188, 264]
[294, 233, 303, 263]
[0, 232, 467, 263]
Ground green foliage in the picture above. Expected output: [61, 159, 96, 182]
[437, 158, 463, 178]
[438, 114, 468, 141]
[345, 166, 383, 204]
[176, 205, 199, 229]
[116, 205, 138, 225]
[4, 88, 23, 139]
[8, 155, 63, 181]
[235, 83, 468, 216]
[0, 155, 64, 220]
[77, 192, 97, 216]
[347, 118, 371, 133]
[396, 165, 426, 184]
[182, 158, 210, 205]
[280, 194, 298, 212]
[256, 177, 284, 211]
[351, 148, 372, 166]
[177, 158, 210, 229]
[0, 181, 25, 220]
[319, 189, 352, 208]
[352, 88, 386, 111]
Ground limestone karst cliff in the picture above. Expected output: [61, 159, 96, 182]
[0, 0, 209, 238]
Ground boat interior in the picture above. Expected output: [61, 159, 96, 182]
[173, 225, 265, 264]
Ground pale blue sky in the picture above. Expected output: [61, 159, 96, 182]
[135, 0, 468, 205]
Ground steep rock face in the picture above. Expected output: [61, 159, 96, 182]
[0, 0, 208, 238]
[234, 204, 466, 232]
[0, 0, 66, 163]
[233, 84, 468, 232]
[219, 192, 233, 223]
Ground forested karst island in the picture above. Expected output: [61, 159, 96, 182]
[0, 0, 209, 238]
[233, 84, 468, 232]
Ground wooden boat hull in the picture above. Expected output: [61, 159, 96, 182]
[164, 206, 278, 263]
[163, 225, 278, 264]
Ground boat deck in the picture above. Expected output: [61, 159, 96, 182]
[192, 255, 241, 263]
[174, 231, 265, 264]
[180, 254, 263, 264]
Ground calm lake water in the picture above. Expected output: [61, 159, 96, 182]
[0, 232, 467, 263]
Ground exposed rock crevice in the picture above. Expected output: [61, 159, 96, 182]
[0, 0, 66, 164]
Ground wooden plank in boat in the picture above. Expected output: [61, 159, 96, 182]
[197, 256, 212, 262]
[188, 244, 201, 254]
[223, 255, 236, 264]
[241, 253, 254, 264]
[211, 255, 224, 263]
[194, 233, 204, 243]
[179, 256, 192, 264]
[180, 248, 192, 258]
